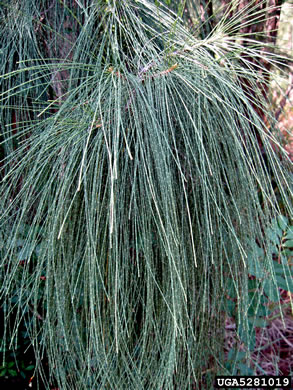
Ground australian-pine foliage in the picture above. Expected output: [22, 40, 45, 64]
[0, 0, 292, 388]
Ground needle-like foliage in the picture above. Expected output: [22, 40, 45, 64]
[0, 1, 292, 389]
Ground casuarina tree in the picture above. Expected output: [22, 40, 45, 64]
[0, 1, 292, 389]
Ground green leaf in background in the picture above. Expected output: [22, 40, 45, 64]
[283, 240, 293, 248]
[24, 364, 35, 371]
[8, 369, 17, 376]
[238, 363, 255, 376]
[247, 254, 265, 279]
[225, 278, 238, 299]
[266, 227, 281, 246]
[263, 280, 280, 302]
[225, 300, 236, 317]
[227, 349, 246, 362]
[277, 215, 288, 231]
[247, 279, 259, 291]
[272, 262, 284, 275]
[285, 227, 293, 240]
[247, 297, 268, 318]
[271, 218, 283, 238]
[248, 317, 268, 328]
[275, 275, 293, 293]
[282, 249, 293, 257]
